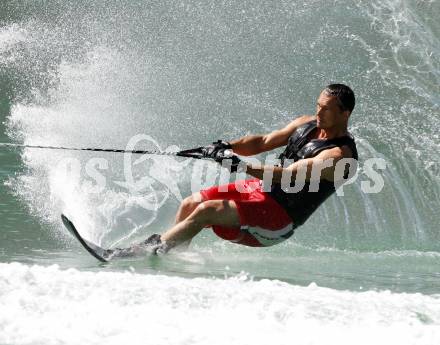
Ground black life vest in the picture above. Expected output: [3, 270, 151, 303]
[269, 120, 358, 226]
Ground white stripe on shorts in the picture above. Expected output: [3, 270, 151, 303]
[235, 224, 294, 247]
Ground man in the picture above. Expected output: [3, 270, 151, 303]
[139, 83, 358, 254]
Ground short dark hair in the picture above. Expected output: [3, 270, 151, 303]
[324, 84, 355, 113]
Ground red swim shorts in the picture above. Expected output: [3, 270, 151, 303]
[199, 179, 295, 247]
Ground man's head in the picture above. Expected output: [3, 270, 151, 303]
[316, 84, 355, 130]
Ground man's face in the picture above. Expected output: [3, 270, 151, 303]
[315, 91, 349, 129]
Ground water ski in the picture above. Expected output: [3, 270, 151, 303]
[61, 214, 165, 262]
[61, 214, 110, 262]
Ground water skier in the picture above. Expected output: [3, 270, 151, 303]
[133, 84, 358, 254]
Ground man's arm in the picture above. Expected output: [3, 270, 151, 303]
[244, 145, 354, 184]
[229, 115, 315, 156]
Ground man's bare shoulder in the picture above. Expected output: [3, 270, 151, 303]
[262, 115, 315, 151]
[315, 145, 353, 161]
[286, 115, 315, 129]
[279, 115, 315, 136]
[310, 146, 356, 182]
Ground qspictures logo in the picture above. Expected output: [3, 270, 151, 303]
[54, 134, 387, 211]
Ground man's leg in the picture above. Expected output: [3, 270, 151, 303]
[174, 193, 204, 224]
[172, 192, 205, 248]
[160, 199, 240, 249]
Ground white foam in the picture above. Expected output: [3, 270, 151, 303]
[0, 263, 439, 345]
[0, 24, 27, 59]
